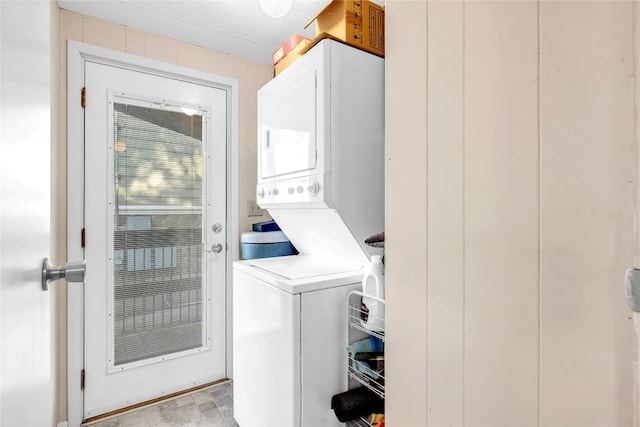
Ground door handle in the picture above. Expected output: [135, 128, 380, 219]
[626, 269, 640, 312]
[207, 243, 224, 254]
[41, 257, 86, 291]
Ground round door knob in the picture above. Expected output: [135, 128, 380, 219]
[208, 243, 223, 253]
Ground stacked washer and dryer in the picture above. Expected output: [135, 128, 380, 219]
[232, 39, 384, 426]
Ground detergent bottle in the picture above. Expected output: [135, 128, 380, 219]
[361, 255, 385, 332]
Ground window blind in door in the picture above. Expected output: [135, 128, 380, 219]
[112, 102, 206, 366]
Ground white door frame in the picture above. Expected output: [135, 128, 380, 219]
[67, 41, 239, 426]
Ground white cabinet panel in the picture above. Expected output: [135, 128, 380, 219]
[464, 2, 540, 424]
[426, 1, 465, 425]
[539, 2, 634, 425]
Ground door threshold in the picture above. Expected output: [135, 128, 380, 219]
[82, 378, 231, 425]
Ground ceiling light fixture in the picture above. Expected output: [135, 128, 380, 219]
[260, 0, 292, 18]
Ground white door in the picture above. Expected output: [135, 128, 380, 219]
[82, 61, 227, 418]
[0, 1, 55, 426]
[0, 1, 51, 426]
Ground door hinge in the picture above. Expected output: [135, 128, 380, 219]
[80, 369, 85, 390]
[81, 228, 85, 248]
[81, 87, 86, 108]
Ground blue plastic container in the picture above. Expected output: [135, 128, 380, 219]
[240, 230, 297, 260]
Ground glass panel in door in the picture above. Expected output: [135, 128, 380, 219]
[111, 101, 207, 368]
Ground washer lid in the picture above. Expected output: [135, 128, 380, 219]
[248, 255, 357, 280]
[234, 255, 363, 294]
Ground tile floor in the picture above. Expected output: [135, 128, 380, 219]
[83, 381, 238, 427]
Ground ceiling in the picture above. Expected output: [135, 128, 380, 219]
[57, 0, 336, 65]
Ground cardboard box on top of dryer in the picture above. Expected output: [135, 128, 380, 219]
[304, 0, 385, 57]
[274, 38, 312, 75]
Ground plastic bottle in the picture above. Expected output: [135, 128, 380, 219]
[361, 255, 385, 332]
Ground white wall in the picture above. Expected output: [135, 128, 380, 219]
[385, 1, 635, 425]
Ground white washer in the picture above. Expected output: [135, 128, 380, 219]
[233, 255, 361, 427]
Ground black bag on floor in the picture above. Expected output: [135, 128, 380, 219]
[330, 387, 384, 422]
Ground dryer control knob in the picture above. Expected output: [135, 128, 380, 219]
[257, 188, 265, 198]
[288, 187, 295, 195]
[307, 181, 320, 196]
[272, 188, 279, 196]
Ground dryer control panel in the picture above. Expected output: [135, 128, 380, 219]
[257, 174, 331, 209]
